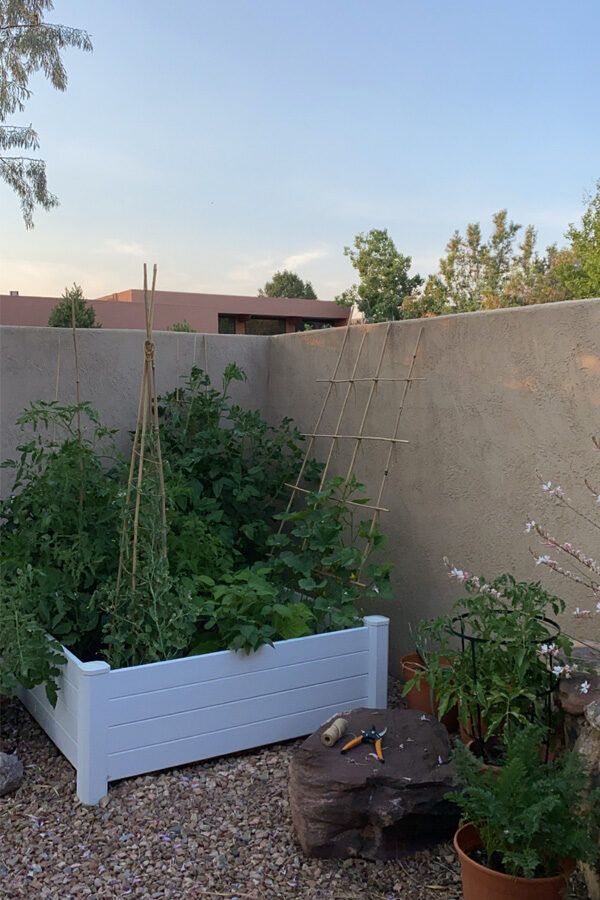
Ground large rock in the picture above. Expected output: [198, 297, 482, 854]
[289, 707, 458, 859]
[0, 752, 24, 797]
[559, 673, 600, 716]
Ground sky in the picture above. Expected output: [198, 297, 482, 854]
[1, 0, 599, 300]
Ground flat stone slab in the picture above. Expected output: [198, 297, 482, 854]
[289, 707, 458, 859]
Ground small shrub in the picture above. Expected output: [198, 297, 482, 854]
[447, 723, 599, 879]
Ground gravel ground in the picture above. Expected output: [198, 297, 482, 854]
[0, 680, 589, 900]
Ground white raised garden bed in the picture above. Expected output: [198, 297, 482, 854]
[17, 615, 389, 804]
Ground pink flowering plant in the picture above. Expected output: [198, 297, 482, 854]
[526, 459, 600, 634]
[405, 569, 573, 745]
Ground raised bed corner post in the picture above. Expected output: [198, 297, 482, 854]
[76, 660, 111, 805]
[365, 615, 389, 708]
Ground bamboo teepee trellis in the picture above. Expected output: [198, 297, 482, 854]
[116, 264, 168, 595]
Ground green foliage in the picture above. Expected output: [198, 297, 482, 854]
[159, 364, 310, 566]
[0, 1, 92, 227]
[404, 574, 572, 742]
[190, 567, 315, 654]
[447, 723, 599, 878]
[48, 283, 99, 328]
[167, 319, 196, 332]
[403, 198, 600, 317]
[0, 364, 392, 685]
[268, 475, 393, 634]
[0, 401, 121, 659]
[94, 536, 198, 670]
[0, 565, 65, 705]
[336, 228, 423, 322]
[557, 179, 600, 299]
[259, 270, 317, 299]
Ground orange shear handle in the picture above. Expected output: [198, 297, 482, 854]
[340, 735, 363, 754]
[374, 737, 385, 763]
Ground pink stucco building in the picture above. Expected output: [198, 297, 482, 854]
[0, 289, 350, 334]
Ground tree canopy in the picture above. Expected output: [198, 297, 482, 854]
[259, 270, 317, 299]
[0, 0, 92, 227]
[335, 228, 423, 322]
[48, 283, 98, 328]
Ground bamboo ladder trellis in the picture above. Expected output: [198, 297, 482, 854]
[280, 323, 425, 586]
[116, 264, 168, 595]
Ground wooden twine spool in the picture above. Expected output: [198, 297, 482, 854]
[321, 717, 348, 747]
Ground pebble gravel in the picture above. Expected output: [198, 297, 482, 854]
[0, 679, 588, 899]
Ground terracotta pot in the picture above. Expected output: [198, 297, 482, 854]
[454, 823, 574, 900]
[401, 653, 458, 731]
[460, 715, 489, 744]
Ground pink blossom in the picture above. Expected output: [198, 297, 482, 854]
[573, 607, 592, 618]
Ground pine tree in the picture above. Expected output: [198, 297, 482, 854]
[48, 283, 98, 328]
[0, 1, 92, 227]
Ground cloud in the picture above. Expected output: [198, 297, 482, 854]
[104, 239, 145, 258]
[226, 245, 330, 286]
[226, 256, 275, 282]
[281, 245, 329, 270]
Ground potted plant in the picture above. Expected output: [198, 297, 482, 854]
[447, 723, 599, 899]
[403, 573, 572, 758]
[401, 647, 458, 730]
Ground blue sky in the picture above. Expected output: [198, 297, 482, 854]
[1, 0, 599, 299]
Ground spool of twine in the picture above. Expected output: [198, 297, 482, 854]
[321, 717, 348, 747]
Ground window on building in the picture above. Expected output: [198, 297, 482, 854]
[218, 315, 236, 334]
[296, 319, 333, 332]
[244, 317, 286, 336]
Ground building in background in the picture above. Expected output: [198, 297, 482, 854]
[0, 289, 349, 334]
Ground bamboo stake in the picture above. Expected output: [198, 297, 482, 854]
[357, 327, 423, 580]
[70, 294, 81, 442]
[275, 324, 351, 536]
[284, 483, 389, 512]
[315, 376, 425, 383]
[343, 322, 392, 482]
[317, 329, 368, 490]
[116, 262, 167, 594]
[302, 433, 408, 444]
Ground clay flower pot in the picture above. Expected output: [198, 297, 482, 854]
[454, 823, 574, 900]
[401, 652, 458, 731]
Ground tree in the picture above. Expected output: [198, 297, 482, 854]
[259, 270, 317, 299]
[0, 1, 92, 227]
[553, 180, 600, 300]
[48, 283, 98, 327]
[335, 228, 423, 322]
[167, 319, 195, 332]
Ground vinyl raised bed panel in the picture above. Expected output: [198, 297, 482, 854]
[18, 615, 389, 804]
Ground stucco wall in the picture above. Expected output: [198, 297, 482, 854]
[2, 301, 599, 670]
[0, 327, 269, 496]
[268, 299, 600, 668]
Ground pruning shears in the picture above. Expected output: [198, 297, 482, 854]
[340, 724, 387, 763]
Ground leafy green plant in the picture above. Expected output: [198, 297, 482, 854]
[167, 319, 195, 332]
[447, 723, 599, 879]
[404, 574, 572, 741]
[189, 566, 316, 654]
[0, 565, 65, 705]
[159, 364, 316, 565]
[0, 401, 122, 660]
[268, 475, 393, 633]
